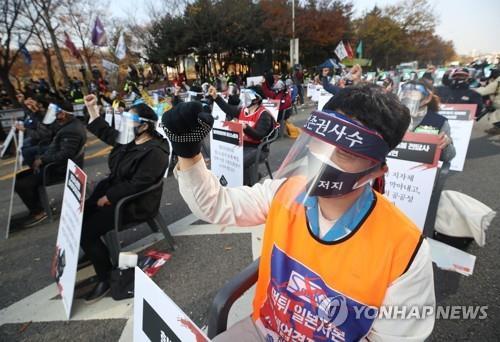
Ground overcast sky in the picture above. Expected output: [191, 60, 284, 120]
[109, 0, 500, 55]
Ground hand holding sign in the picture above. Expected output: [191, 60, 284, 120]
[437, 132, 451, 150]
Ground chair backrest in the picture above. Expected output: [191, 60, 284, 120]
[423, 161, 451, 237]
[114, 180, 164, 231]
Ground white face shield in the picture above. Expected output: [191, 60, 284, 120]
[116, 111, 156, 145]
[239, 89, 259, 108]
[399, 83, 430, 118]
[273, 110, 389, 208]
[43, 103, 58, 124]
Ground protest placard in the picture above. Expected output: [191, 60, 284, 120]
[210, 121, 244, 187]
[385, 132, 441, 230]
[437, 103, 476, 171]
[133, 268, 209, 342]
[52, 160, 87, 319]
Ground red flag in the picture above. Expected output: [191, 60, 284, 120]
[345, 41, 354, 59]
[64, 32, 81, 59]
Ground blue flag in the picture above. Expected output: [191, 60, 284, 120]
[356, 40, 363, 59]
[18, 36, 31, 65]
[91, 17, 107, 46]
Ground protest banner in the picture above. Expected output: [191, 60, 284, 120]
[210, 121, 244, 187]
[385, 132, 441, 230]
[52, 160, 87, 319]
[133, 267, 209, 342]
[437, 103, 476, 172]
[211, 100, 227, 122]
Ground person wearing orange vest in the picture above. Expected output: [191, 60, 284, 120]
[208, 85, 276, 185]
[162, 83, 435, 341]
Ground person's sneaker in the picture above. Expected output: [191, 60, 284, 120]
[84, 281, 110, 304]
[23, 213, 48, 228]
[485, 126, 500, 135]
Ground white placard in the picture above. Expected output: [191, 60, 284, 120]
[262, 99, 280, 121]
[306, 83, 315, 98]
[52, 159, 87, 319]
[317, 90, 333, 111]
[210, 121, 244, 187]
[246, 76, 263, 87]
[102, 59, 119, 72]
[427, 238, 476, 276]
[385, 133, 441, 230]
[438, 103, 476, 172]
[133, 267, 209, 342]
[311, 85, 322, 102]
[212, 101, 227, 122]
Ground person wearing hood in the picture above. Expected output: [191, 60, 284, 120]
[399, 80, 456, 162]
[162, 83, 435, 341]
[81, 94, 169, 302]
[15, 100, 87, 227]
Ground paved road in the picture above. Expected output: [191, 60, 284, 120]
[0, 102, 498, 341]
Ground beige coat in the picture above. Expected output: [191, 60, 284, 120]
[475, 76, 500, 122]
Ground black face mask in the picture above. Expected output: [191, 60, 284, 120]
[307, 152, 380, 198]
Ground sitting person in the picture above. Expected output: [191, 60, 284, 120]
[206, 85, 275, 185]
[15, 100, 86, 227]
[260, 74, 292, 123]
[16, 96, 60, 166]
[163, 84, 435, 341]
[81, 95, 169, 302]
[399, 80, 456, 162]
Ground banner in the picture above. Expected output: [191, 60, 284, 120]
[306, 83, 316, 98]
[133, 267, 209, 342]
[52, 160, 87, 319]
[437, 103, 476, 172]
[385, 132, 441, 230]
[102, 59, 119, 72]
[210, 121, 244, 187]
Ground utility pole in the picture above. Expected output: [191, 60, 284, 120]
[290, 0, 299, 68]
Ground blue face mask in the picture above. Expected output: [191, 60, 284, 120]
[307, 152, 380, 198]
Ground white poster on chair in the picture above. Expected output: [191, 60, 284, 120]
[133, 267, 209, 342]
[437, 103, 476, 172]
[385, 132, 441, 230]
[210, 121, 244, 187]
[262, 99, 280, 121]
[52, 159, 87, 319]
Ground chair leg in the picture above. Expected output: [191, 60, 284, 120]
[265, 160, 273, 179]
[38, 186, 53, 222]
[104, 230, 121, 267]
[149, 213, 177, 251]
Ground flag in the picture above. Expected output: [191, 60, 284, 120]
[91, 16, 107, 46]
[334, 41, 348, 61]
[356, 40, 363, 59]
[18, 36, 31, 65]
[64, 32, 81, 59]
[114, 32, 126, 60]
[345, 41, 354, 59]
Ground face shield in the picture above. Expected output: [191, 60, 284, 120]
[116, 111, 156, 145]
[399, 83, 429, 117]
[43, 103, 76, 124]
[239, 89, 259, 108]
[274, 110, 389, 207]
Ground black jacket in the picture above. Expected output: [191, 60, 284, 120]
[87, 117, 169, 221]
[40, 117, 86, 168]
[435, 86, 483, 117]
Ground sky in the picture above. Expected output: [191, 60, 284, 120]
[109, 0, 500, 56]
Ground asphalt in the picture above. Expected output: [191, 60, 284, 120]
[0, 101, 499, 341]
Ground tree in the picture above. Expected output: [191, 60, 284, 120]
[0, 0, 39, 105]
[32, 0, 71, 87]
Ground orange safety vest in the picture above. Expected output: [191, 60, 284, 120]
[238, 106, 269, 145]
[252, 177, 422, 341]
